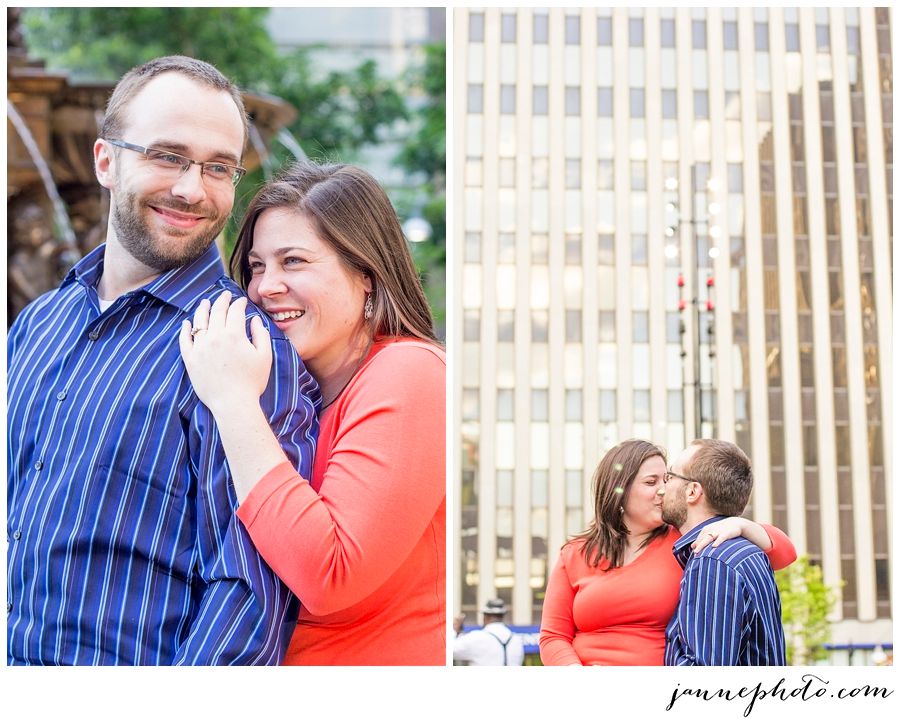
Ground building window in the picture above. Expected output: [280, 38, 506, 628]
[633, 390, 651, 422]
[469, 12, 484, 42]
[662, 89, 677, 119]
[631, 161, 647, 191]
[633, 311, 649, 342]
[597, 16, 612, 46]
[468, 84, 483, 114]
[497, 310, 515, 342]
[462, 388, 480, 421]
[533, 85, 548, 116]
[566, 158, 581, 189]
[565, 15, 580, 45]
[630, 88, 645, 118]
[565, 389, 582, 422]
[565, 234, 582, 265]
[598, 87, 613, 117]
[464, 232, 481, 263]
[501, 13, 516, 43]
[500, 84, 516, 115]
[464, 309, 480, 342]
[785, 23, 800, 52]
[816, 24, 830, 52]
[694, 90, 709, 119]
[531, 389, 548, 421]
[599, 310, 616, 342]
[631, 234, 648, 265]
[497, 389, 514, 422]
[531, 310, 549, 342]
[566, 86, 581, 116]
[661, 18, 675, 48]
[723, 21, 738, 50]
[597, 159, 614, 190]
[566, 310, 582, 343]
[533, 13, 549, 44]
[692, 20, 707, 49]
[754, 22, 769, 51]
[599, 390, 616, 421]
[629, 18, 644, 47]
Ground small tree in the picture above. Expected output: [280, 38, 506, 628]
[775, 555, 842, 665]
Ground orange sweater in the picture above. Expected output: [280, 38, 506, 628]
[540, 524, 795, 666]
[236, 338, 445, 665]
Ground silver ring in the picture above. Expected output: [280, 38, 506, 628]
[190, 327, 206, 338]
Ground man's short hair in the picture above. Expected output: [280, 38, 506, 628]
[99, 55, 248, 150]
[686, 439, 753, 517]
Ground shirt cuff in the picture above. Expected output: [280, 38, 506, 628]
[235, 460, 307, 529]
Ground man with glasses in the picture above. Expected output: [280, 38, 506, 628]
[660, 439, 786, 665]
[7, 56, 319, 664]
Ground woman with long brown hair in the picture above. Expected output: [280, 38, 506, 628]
[179, 162, 444, 665]
[539, 439, 793, 665]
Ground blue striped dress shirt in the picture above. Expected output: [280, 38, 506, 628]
[7, 243, 320, 665]
[664, 516, 786, 666]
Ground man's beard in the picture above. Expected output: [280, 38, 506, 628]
[661, 487, 688, 529]
[111, 190, 227, 272]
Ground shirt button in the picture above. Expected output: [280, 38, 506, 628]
[34, 461, 43, 471]
[56, 391, 67, 401]
[12, 531, 21, 540]
[88, 329, 100, 340]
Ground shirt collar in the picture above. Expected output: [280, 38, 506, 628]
[671, 515, 728, 569]
[62, 243, 226, 313]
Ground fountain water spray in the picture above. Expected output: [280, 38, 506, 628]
[7, 99, 80, 265]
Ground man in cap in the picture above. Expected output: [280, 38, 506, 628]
[453, 598, 525, 666]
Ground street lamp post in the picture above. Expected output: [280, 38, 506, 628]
[665, 170, 720, 442]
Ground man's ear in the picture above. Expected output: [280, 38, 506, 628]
[94, 139, 115, 190]
[686, 481, 705, 506]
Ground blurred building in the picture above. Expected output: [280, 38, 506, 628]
[453, 7, 892, 650]
[265, 7, 445, 188]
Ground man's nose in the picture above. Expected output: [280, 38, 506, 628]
[169, 164, 207, 205]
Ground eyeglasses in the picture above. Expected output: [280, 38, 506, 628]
[105, 139, 246, 187]
[665, 470, 701, 485]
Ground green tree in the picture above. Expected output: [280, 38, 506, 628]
[19, 8, 446, 325]
[775, 555, 842, 665]
[395, 42, 446, 336]
[21, 7, 408, 160]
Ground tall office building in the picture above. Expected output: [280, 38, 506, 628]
[453, 7, 892, 650]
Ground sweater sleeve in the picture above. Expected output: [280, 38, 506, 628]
[539, 546, 584, 666]
[236, 343, 445, 616]
[760, 523, 797, 570]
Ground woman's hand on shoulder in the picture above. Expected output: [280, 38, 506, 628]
[178, 290, 272, 416]
[691, 517, 747, 553]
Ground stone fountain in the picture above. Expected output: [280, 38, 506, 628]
[6, 7, 298, 323]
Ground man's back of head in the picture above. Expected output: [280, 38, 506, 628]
[685, 438, 753, 518]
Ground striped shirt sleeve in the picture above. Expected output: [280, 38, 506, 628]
[172, 333, 315, 665]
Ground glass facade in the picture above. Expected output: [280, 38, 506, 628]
[454, 7, 892, 645]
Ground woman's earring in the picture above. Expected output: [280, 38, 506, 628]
[364, 293, 374, 321]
